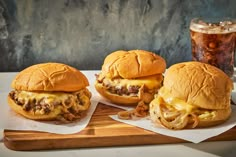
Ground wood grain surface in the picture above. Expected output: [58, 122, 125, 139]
[3, 103, 236, 151]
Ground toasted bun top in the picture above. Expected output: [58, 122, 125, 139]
[163, 61, 233, 110]
[101, 50, 166, 79]
[11, 62, 89, 92]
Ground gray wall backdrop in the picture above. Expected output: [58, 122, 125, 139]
[0, 0, 235, 71]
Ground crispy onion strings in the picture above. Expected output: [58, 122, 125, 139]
[163, 111, 182, 121]
[118, 110, 134, 120]
[188, 113, 199, 128]
[118, 101, 149, 120]
[157, 102, 189, 130]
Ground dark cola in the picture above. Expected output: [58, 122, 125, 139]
[190, 18, 236, 78]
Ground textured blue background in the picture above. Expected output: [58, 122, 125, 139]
[0, 0, 235, 71]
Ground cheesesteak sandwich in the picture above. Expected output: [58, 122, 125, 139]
[150, 61, 233, 130]
[8, 62, 92, 122]
[95, 50, 166, 118]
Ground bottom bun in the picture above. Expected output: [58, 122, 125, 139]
[95, 83, 140, 105]
[196, 108, 231, 127]
[8, 95, 61, 120]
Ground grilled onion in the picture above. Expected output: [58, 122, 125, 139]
[188, 113, 199, 128]
[157, 102, 189, 130]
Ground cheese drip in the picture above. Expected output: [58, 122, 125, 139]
[157, 87, 216, 120]
[102, 74, 163, 89]
[15, 88, 91, 114]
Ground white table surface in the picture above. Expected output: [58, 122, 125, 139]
[0, 71, 236, 157]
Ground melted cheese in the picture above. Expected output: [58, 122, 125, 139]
[18, 91, 70, 105]
[15, 88, 91, 114]
[157, 87, 215, 119]
[158, 87, 195, 113]
[103, 74, 163, 89]
[198, 111, 216, 119]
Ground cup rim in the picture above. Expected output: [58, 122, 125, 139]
[190, 17, 236, 33]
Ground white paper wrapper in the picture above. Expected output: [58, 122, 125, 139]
[110, 105, 236, 143]
[107, 85, 236, 143]
[0, 92, 98, 134]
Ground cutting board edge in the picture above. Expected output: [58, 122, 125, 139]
[3, 133, 186, 151]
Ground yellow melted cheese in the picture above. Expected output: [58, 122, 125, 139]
[18, 91, 72, 105]
[157, 87, 215, 119]
[15, 88, 91, 114]
[103, 74, 163, 89]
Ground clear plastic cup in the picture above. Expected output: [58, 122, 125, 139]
[190, 18, 236, 78]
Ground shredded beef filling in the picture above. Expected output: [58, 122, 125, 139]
[9, 89, 91, 121]
[106, 84, 141, 96]
[96, 75, 157, 97]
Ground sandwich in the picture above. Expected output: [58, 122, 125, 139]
[8, 62, 92, 122]
[95, 50, 166, 118]
[149, 61, 233, 130]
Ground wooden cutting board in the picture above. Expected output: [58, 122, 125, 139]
[3, 103, 236, 150]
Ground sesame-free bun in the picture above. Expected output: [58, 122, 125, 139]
[11, 62, 89, 92]
[149, 61, 233, 129]
[163, 61, 233, 110]
[197, 107, 232, 127]
[8, 63, 92, 122]
[95, 50, 166, 105]
[102, 50, 166, 79]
